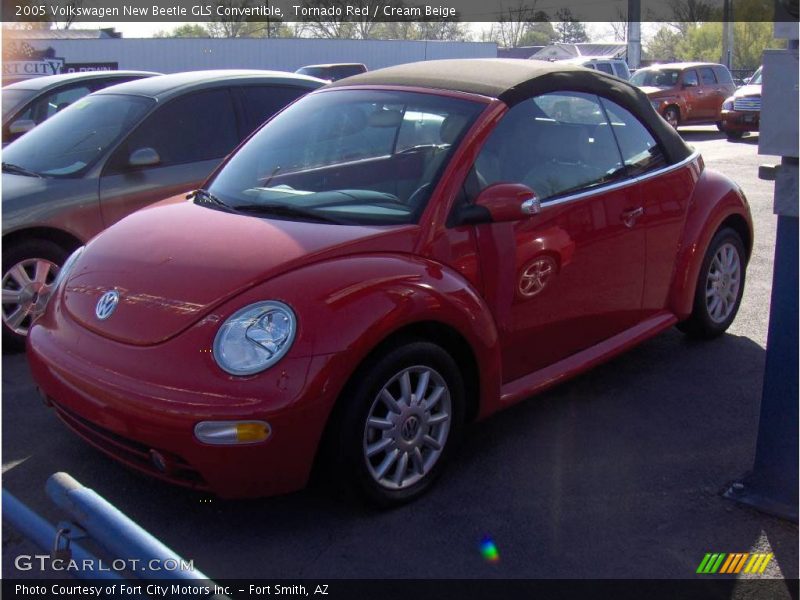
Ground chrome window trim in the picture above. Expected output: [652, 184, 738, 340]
[540, 150, 701, 210]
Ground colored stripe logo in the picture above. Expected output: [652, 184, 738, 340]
[696, 552, 773, 574]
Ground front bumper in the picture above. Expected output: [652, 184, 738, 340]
[720, 109, 760, 133]
[27, 302, 341, 498]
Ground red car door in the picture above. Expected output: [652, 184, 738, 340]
[599, 98, 696, 316]
[679, 69, 705, 122]
[468, 92, 646, 382]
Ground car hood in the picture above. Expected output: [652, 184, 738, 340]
[734, 84, 761, 98]
[63, 199, 417, 346]
[639, 86, 673, 97]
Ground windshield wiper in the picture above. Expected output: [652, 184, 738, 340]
[2, 162, 43, 178]
[190, 188, 232, 210]
[234, 203, 348, 224]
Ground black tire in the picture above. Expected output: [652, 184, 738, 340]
[677, 227, 746, 339]
[716, 121, 724, 131]
[663, 107, 680, 130]
[2, 239, 68, 353]
[726, 131, 744, 140]
[332, 340, 465, 507]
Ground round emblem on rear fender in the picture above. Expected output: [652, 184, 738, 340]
[95, 290, 120, 320]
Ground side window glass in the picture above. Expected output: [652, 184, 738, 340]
[473, 92, 624, 201]
[239, 85, 308, 134]
[34, 85, 92, 122]
[614, 62, 631, 80]
[683, 70, 699, 86]
[596, 63, 614, 75]
[700, 67, 717, 85]
[600, 98, 666, 176]
[713, 67, 734, 85]
[106, 88, 238, 174]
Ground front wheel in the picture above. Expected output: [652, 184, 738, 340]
[726, 131, 744, 140]
[336, 341, 464, 507]
[663, 107, 680, 130]
[678, 227, 746, 339]
[2, 239, 67, 352]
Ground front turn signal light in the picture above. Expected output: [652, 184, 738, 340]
[194, 421, 271, 445]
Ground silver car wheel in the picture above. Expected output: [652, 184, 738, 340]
[1, 258, 59, 336]
[705, 242, 741, 324]
[363, 365, 452, 491]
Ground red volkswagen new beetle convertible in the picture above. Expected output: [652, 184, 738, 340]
[28, 60, 753, 505]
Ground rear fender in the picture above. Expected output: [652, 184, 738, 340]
[668, 168, 753, 319]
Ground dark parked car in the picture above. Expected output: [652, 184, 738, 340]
[720, 66, 762, 140]
[27, 59, 751, 505]
[2, 69, 324, 349]
[295, 63, 367, 82]
[630, 62, 736, 129]
[2, 71, 159, 145]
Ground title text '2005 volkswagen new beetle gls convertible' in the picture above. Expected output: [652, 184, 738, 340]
[28, 59, 753, 506]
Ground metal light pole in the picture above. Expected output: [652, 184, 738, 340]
[626, 0, 641, 69]
[723, 20, 799, 522]
[722, 0, 734, 69]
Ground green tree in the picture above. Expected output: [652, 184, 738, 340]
[553, 9, 589, 44]
[675, 21, 785, 69]
[154, 24, 210, 38]
[644, 25, 682, 61]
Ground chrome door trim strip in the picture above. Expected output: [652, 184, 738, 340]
[540, 150, 701, 210]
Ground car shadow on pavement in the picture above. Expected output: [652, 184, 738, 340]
[727, 135, 760, 145]
[2, 328, 797, 582]
[679, 129, 727, 142]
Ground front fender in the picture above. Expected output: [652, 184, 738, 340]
[223, 253, 503, 419]
[669, 168, 753, 319]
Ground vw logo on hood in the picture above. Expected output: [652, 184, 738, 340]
[95, 290, 120, 320]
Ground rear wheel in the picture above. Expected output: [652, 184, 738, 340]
[2, 239, 67, 352]
[726, 131, 744, 140]
[334, 340, 464, 507]
[678, 227, 746, 339]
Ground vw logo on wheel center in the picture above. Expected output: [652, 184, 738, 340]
[95, 290, 120, 320]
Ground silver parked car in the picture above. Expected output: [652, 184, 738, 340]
[3, 70, 160, 145]
[2, 69, 325, 350]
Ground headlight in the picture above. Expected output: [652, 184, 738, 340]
[52, 246, 84, 293]
[722, 97, 735, 110]
[213, 300, 296, 376]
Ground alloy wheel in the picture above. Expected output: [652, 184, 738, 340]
[1, 258, 59, 336]
[362, 365, 452, 491]
[705, 242, 741, 323]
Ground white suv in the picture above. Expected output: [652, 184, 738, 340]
[561, 57, 631, 80]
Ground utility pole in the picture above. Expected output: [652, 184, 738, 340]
[626, 0, 641, 69]
[721, 0, 734, 68]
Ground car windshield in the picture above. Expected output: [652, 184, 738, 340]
[3, 93, 154, 177]
[207, 89, 484, 225]
[2, 88, 36, 120]
[630, 69, 681, 88]
[749, 67, 762, 85]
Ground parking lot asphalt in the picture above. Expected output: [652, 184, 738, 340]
[2, 126, 797, 586]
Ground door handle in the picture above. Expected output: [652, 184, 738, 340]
[621, 206, 644, 228]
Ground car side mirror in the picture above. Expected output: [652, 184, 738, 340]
[8, 119, 35, 135]
[128, 147, 161, 168]
[458, 183, 540, 225]
[682, 81, 697, 88]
